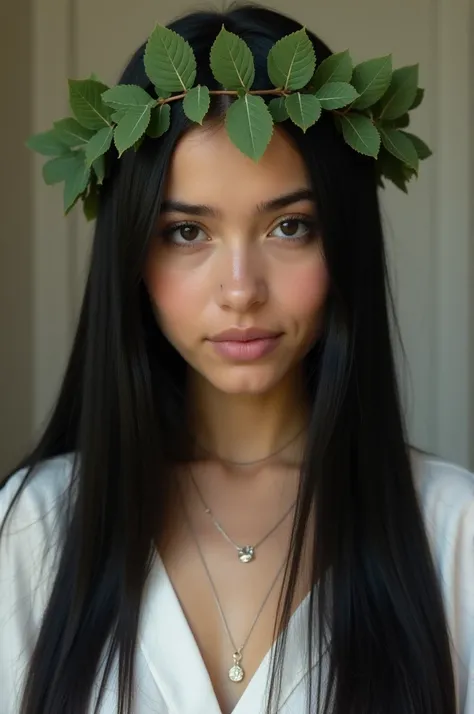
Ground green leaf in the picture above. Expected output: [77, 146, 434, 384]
[225, 95, 273, 161]
[147, 104, 171, 138]
[53, 118, 95, 147]
[379, 126, 419, 172]
[285, 93, 321, 132]
[102, 85, 155, 111]
[92, 155, 105, 184]
[69, 79, 113, 130]
[182, 85, 211, 124]
[267, 28, 316, 91]
[401, 131, 432, 160]
[410, 87, 424, 110]
[42, 153, 80, 185]
[377, 147, 411, 193]
[209, 26, 255, 91]
[392, 112, 410, 128]
[340, 113, 381, 157]
[351, 55, 392, 110]
[25, 129, 70, 156]
[268, 96, 289, 122]
[114, 105, 152, 156]
[85, 126, 114, 167]
[62, 153, 91, 213]
[156, 89, 172, 99]
[144, 24, 196, 92]
[309, 50, 353, 90]
[111, 109, 128, 124]
[314, 81, 359, 109]
[134, 136, 146, 152]
[83, 184, 100, 221]
[377, 65, 419, 120]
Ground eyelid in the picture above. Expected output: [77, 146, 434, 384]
[160, 220, 208, 241]
[269, 213, 321, 238]
[269, 212, 317, 230]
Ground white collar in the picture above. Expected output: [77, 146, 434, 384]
[138, 552, 326, 714]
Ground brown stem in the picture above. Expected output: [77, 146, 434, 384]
[156, 87, 286, 106]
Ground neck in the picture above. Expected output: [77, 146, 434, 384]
[186, 367, 310, 466]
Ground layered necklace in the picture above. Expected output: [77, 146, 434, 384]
[190, 470, 297, 563]
[181, 498, 288, 683]
[178, 424, 305, 683]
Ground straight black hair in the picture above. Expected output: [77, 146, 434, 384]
[1, 3, 457, 713]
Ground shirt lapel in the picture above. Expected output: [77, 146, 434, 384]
[139, 552, 328, 714]
[138, 552, 223, 714]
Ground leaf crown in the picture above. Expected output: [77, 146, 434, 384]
[26, 24, 432, 221]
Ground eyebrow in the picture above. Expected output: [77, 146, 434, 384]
[159, 188, 316, 217]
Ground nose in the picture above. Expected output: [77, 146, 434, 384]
[217, 245, 268, 313]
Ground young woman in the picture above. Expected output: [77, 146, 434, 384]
[1, 4, 473, 714]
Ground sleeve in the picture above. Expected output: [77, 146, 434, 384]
[416, 455, 474, 714]
[0, 470, 38, 712]
[0, 460, 69, 713]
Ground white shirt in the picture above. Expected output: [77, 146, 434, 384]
[0, 448, 473, 713]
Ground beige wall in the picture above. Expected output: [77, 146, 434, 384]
[0, 1, 34, 473]
[1, 0, 473, 474]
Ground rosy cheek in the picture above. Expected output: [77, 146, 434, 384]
[145, 263, 202, 328]
[279, 259, 329, 317]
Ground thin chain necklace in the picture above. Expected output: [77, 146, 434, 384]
[190, 470, 296, 563]
[180, 492, 286, 684]
[189, 423, 304, 563]
[195, 423, 307, 467]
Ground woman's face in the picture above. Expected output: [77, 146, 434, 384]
[144, 123, 330, 396]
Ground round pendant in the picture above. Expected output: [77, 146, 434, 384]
[238, 545, 255, 563]
[229, 664, 245, 682]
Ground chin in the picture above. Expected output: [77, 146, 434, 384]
[204, 365, 285, 395]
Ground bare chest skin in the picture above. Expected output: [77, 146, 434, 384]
[158, 461, 314, 714]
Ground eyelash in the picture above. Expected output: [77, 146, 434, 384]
[159, 214, 320, 249]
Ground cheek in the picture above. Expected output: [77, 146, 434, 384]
[277, 257, 329, 322]
[144, 260, 204, 334]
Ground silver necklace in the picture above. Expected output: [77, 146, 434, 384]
[181, 495, 286, 684]
[195, 424, 307, 467]
[189, 424, 304, 563]
[190, 470, 296, 564]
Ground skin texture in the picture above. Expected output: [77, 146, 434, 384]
[143, 123, 330, 714]
[144, 123, 330, 460]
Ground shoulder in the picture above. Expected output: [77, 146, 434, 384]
[409, 447, 474, 712]
[409, 447, 474, 555]
[0, 453, 76, 709]
[410, 446, 474, 504]
[0, 452, 76, 545]
[0, 448, 77, 585]
[0, 451, 76, 603]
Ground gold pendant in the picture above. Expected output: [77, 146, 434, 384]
[238, 545, 255, 563]
[228, 652, 245, 682]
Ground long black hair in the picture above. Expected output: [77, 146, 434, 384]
[1, 3, 457, 713]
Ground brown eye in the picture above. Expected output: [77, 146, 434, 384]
[179, 225, 200, 242]
[161, 222, 207, 247]
[279, 219, 301, 236]
[271, 217, 315, 242]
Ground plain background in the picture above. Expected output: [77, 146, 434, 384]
[0, 0, 473, 476]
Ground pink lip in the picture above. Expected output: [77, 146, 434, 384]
[208, 335, 282, 361]
[209, 327, 282, 342]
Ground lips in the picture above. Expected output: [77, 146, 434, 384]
[207, 329, 283, 361]
[209, 327, 283, 342]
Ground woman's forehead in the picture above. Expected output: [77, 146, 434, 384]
[163, 123, 312, 212]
